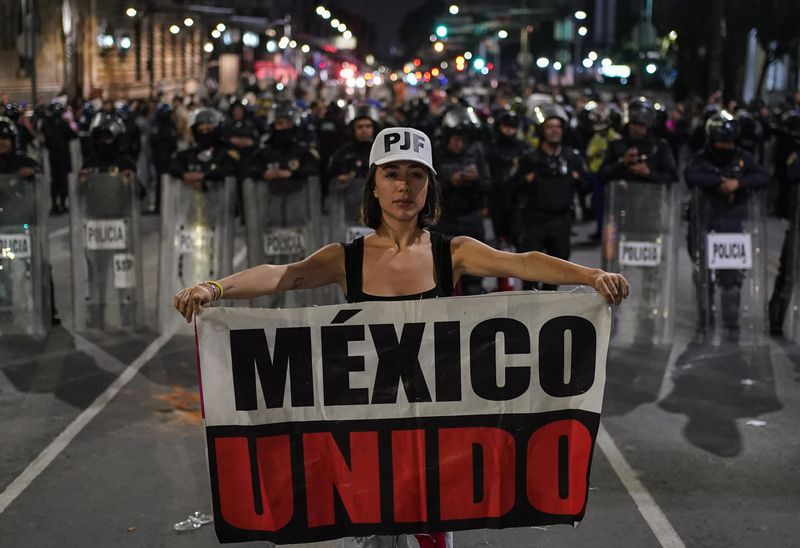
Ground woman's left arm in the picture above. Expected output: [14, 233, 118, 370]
[451, 236, 630, 305]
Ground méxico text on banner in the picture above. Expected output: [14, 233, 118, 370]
[195, 291, 611, 544]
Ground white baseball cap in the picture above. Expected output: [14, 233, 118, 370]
[369, 127, 437, 175]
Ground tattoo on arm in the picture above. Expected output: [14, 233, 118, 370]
[291, 277, 304, 289]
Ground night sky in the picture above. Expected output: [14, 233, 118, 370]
[334, 0, 431, 57]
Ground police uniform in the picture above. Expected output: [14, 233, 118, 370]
[685, 144, 768, 338]
[486, 114, 531, 244]
[512, 146, 588, 290]
[769, 115, 800, 335]
[245, 127, 319, 189]
[598, 134, 677, 184]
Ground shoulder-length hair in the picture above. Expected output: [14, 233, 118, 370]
[360, 164, 442, 229]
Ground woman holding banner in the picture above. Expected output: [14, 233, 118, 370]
[175, 126, 629, 321]
[174, 126, 629, 548]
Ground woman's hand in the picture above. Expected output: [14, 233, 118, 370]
[592, 270, 630, 305]
[174, 284, 216, 323]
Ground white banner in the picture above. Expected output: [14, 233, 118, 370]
[0, 234, 31, 259]
[84, 219, 127, 250]
[197, 292, 610, 427]
[619, 240, 661, 267]
[195, 292, 612, 544]
[707, 233, 752, 269]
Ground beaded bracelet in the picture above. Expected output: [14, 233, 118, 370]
[203, 280, 224, 301]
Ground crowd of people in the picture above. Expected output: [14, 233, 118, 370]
[1, 81, 799, 336]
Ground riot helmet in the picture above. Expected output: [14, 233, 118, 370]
[780, 109, 800, 148]
[532, 102, 569, 128]
[2, 102, 22, 123]
[441, 105, 481, 139]
[705, 111, 740, 144]
[155, 102, 173, 123]
[89, 112, 127, 157]
[734, 109, 763, 151]
[496, 109, 521, 129]
[345, 103, 380, 142]
[0, 116, 18, 156]
[189, 107, 224, 148]
[623, 97, 656, 128]
[267, 100, 302, 127]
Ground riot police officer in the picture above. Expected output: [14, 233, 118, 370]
[245, 101, 318, 190]
[0, 117, 36, 178]
[168, 108, 236, 189]
[327, 103, 379, 202]
[148, 103, 179, 214]
[222, 99, 260, 165]
[486, 109, 531, 245]
[685, 111, 769, 341]
[41, 101, 78, 214]
[598, 97, 678, 185]
[511, 103, 589, 291]
[434, 105, 491, 295]
[79, 112, 136, 181]
[769, 110, 800, 335]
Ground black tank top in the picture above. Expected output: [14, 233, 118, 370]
[342, 232, 454, 303]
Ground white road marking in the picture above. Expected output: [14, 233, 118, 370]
[0, 329, 175, 515]
[597, 423, 686, 548]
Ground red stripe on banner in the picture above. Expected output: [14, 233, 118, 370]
[392, 429, 427, 522]
[438, 427, 516, 521]
[215, 435, 294, 531]
[526, 419, 592, 515]
[193, 318, 205, 418]
[303, 431, 381, 527]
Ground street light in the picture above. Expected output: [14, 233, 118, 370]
[435, 25, 448, 38]
[497, 29, 508, 39]
[184, 17, 194, 27]
[645, 63, 657, 74]
[211, 29, 221, 38]
[338, 23, 346, 32]
[216, 23, 226, 32]
[588, 51, 598, 61]
[321, 10, 331, 19]
[203, 42, 214, 53]
[331, 18, 340, 27]
[125, 7, 137, 17]
[449, 4, 459, 15]
[169, 25, 180, 35]
[464, 51, 472, 60]
[301, 44, 311, 53]
[434, 41, 444, 52]
[553, 61, 562, 70]
[343, 30, 352, 39]
[578, 26, 588, 36]
[574, 10, 587, 20]
[536, 57, 549, 68]
[316, 6, 326, 15]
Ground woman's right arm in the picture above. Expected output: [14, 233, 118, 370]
[174, 243, 345, 322]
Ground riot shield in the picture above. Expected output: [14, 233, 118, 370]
[243, 176, 329, 308]
[689, 186, 768, 347]
[784, 185, 800, 341]
[158, 175, 236, 332]
[601, 181, 679, 345]
[0, 174, 51, 337]
[69, 171, 145, 331]
[328, 174, 374, 244]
